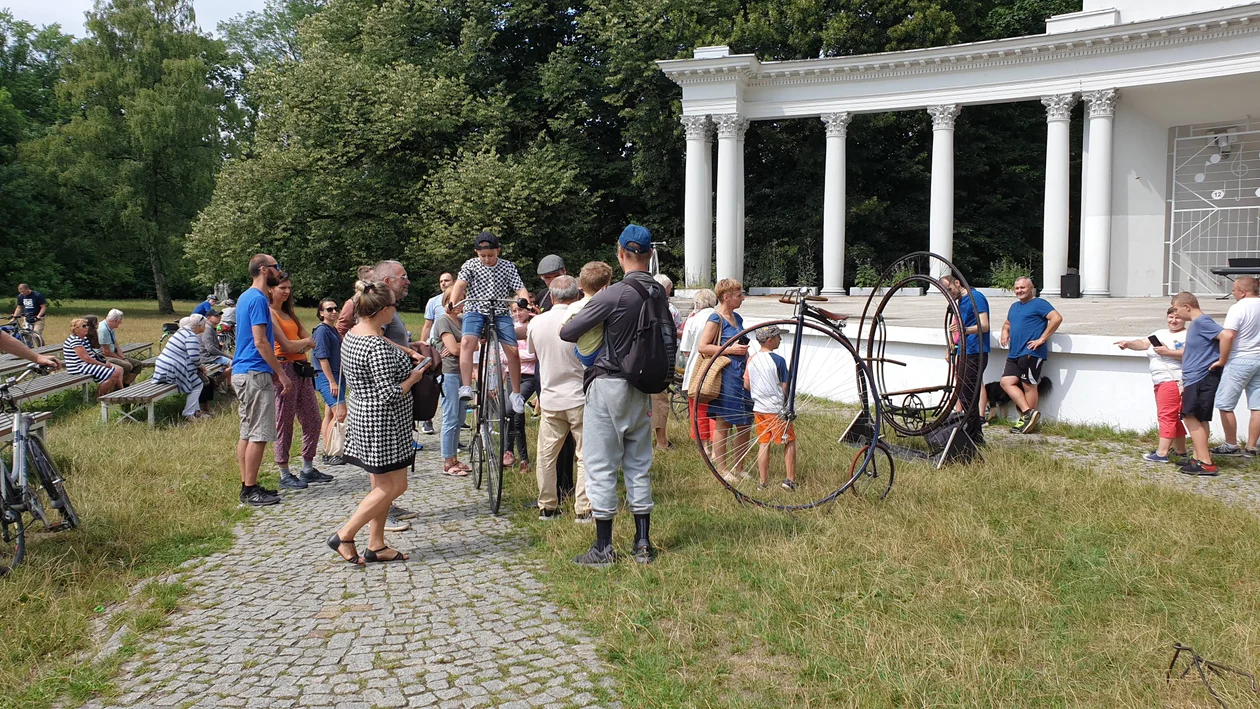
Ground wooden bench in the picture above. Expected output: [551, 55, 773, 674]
[0, 411, 54, 446]
[117, 342, 153, 358]
[99, 363, 224, 426]
[0, 343, 61, 364]
[7, 371, 93, 405]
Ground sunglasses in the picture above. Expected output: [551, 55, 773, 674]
[322, 306, 338, 312]
[263, 262, 282, 270]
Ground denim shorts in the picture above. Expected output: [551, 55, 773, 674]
[1214, 356, 1260, 410]
[314, 371, 345, 407]
[462, 312, 517, 345]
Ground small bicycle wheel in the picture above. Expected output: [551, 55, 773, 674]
[479, 330, 507, 515]
[27, 435, 78, 530]
[694, 318, 883, 511]
[845, 443, 895, 502]
[670, 386, 689, 421]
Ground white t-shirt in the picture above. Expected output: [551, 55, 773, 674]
[679, 307, 715, 390]
[1224, 297, 1260, 359]
[747, 350, 789, 413]
[1146, 328, 1186, 384]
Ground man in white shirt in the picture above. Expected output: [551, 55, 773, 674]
[526, 275, 590, 522]
[1213, 276, 1260, 456]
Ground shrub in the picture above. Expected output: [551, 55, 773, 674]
[989, 257, 1032, 290]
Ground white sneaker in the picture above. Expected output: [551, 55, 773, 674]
[510, 392, 525, 414]
[458, 385, 473, 401]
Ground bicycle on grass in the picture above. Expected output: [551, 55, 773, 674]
[460, 297, 527, 515]
[0, 364, 79, 575]
[1, 317, 43, 349]
[692, 288, 892, 510]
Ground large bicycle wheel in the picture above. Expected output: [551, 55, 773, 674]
[479, 330, 507, 515]
[694, 318, 883, 511]
[0, 461, 25, 576]
[26, 435, 78, 530]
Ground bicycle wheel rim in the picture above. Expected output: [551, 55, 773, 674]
[845, 444, 895, 502]
[28, 436, 77, 529]
[694, 318, 883, 511]
[470, 434, 485, 490]
[0, 462, 24, 576]
[480, 329, 506, 514]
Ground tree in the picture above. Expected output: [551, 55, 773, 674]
[33, 0, 237, 312]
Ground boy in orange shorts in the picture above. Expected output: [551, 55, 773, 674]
[744, 325, 797, 491]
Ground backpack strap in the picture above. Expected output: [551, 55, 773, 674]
[624, 277, 653, 302]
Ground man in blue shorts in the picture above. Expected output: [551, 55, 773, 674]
[999, 276, 1063, 434]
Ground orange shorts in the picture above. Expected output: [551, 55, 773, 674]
[754, 412, 795, 445]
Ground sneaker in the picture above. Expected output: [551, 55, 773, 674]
[458, 385, 473, 401]
[538, 508, 562, 521]
[460, 423, 472, 431]
[632, 541, 656, 565]
[573, 544, 618, 567]
[1142, 451, 1170, 463]
[241, 486, 280, 506]
[574, 513, 594, 524]
[1245, 448, 1258, 459]
[1211, 443, 1243, 457]
[781, 479, 798, 491]
[421, 420, 435, 435]
[1019, 409, 1041, 434]
[1179, 458, 1221, 476]
[279, 472, 308, 489]
[301, 467, 334, 484]
[384, 515, 411, 532]
[756, 483, 769, 491]
[256, 484, 279, 497]
[413, 441, 424, 451]
[323, 455, 345, 466]
[510, 392, 526, 414]
[1010, 412, 1029, 433]
[390, 504, 418, 521]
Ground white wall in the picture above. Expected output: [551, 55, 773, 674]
[1084, 0, 1259, 23]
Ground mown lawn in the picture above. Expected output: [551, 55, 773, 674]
[508, 414, 1260, 707]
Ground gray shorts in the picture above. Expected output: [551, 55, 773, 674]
[233, 371, 277, 442]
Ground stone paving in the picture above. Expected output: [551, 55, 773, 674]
[82, 446, 615, 709]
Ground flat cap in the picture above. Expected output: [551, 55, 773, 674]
[537, 254, 565, 275]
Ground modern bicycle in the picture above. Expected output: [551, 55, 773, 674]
[0, 364, 79, 575]
[1, 317, 43, 349]
[692, 288, 890, 510]
[460, 297, 526, 515]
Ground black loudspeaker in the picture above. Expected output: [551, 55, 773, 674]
[1060, 273, 1082, 299]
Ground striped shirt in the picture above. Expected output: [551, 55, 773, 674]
[153, 328, 203, 393]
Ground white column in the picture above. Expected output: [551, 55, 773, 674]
[1040, 94, 1076, 297]
[681, 115, 713, 287]
[927, 105, 961, 272]
[713, 114, 747, 283]
[1081, 89, 1118, 297]
[820, 112, 852, 296]
[736, 120, 748, 282]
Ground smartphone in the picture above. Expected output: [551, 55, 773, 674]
[1147, 335, 1163, 348]
[736, 336, 751, 346]
[412, 356, 432, 373]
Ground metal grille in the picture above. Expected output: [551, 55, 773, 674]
[1167, 119, 1260, 295]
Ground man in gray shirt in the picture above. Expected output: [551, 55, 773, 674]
[560, 224, 661, 566]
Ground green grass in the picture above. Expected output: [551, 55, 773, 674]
[508, 414, 1260, 707]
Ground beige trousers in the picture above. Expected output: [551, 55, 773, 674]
[536, 405, 589, 514]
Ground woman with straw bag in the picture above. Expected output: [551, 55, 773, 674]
[695, 279, 753, 483]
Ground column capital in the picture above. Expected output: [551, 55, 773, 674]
[1083, 89, 1120, 118]
[713, 113, 749, 139]
[1040, 94, 1077, 122]
[927, 104, 961, 130]
[821, 112, 852, 138]
[680, 115, 712, 140]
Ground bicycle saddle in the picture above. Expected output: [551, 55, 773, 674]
[778, 293, 829, 304]
[162, 322, 179, 333]
[817, 308, 848, 322]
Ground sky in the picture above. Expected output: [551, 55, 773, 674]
[2, 0, 266, 37]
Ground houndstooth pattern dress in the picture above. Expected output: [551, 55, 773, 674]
[341, 334, 414, 474]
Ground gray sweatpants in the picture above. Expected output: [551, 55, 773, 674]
[582, 377, 654, 520]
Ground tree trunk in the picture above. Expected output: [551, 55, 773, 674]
[150, 248, 174, 314]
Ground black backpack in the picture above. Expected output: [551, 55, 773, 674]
[620, 278, 678, 394]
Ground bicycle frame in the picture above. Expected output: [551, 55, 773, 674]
[781, 295, 853, 422]
[0, 368, 41, 515]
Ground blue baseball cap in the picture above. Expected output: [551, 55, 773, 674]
[619, 224, 652, 254]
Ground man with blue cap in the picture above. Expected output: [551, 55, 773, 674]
[560, 224, 669, 566]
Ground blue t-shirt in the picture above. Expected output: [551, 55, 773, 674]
[231, 287, 274, 374]
[193, 300, 213, 317]
[957, 290, 990, 355]
[1182, 313, 1223, 387]
[17, 290, 46, 318]
[311, 322, 342, 382]
[1007, 297, 1056, 360]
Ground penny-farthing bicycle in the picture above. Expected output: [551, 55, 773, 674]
[460, 297, 523, 515]
[693, 289, 889, 510]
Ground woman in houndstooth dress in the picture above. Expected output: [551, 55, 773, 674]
[329, 280, 429, 565]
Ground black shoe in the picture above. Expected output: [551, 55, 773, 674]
[539, 508, 561, 521]
[1179, 458, 1221, 476]
[1019, 409, 1041, 434]
[389, 504, 418, 521]
[573, 544, 618, 567]
[632, 541, 656, 565]
[301, 468, 334, 484]
[421, 421, 435, 435]
[323, 455, 345, 466]
[279, 472, 308, 489]
[242, 486, 280, 506]
[256, 484, 279, 497]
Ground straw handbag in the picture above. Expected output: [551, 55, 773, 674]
[692, 354, 730, 404]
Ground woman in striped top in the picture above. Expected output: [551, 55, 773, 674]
[63, 318, 123, 395]
[153, 314, 210, 422]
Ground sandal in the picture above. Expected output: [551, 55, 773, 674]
[326, 532, 364, 565]
[443, 463, 469, 477]
[458, 461, 473, 472]
[364, 546, 408, 563]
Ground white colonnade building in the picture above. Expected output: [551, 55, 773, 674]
[660, 0, 1260, 297]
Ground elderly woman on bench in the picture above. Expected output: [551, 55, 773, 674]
[63, 318, 123, 396]
[154, 314, 212, 422]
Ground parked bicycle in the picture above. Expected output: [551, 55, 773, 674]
[461, 296, 526, 515]
[0, 364, 79, 575]
[692, 287, 890, 510]
[1, 317, 43, 349]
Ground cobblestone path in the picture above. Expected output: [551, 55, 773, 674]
[83, 450, 615, 709]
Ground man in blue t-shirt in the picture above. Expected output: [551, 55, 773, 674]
[1172, 292, 1224, 475]
[943, 275, 990, 423]
[231, 254, 291, 507]
[999, 276, 1063, 434]
[417, 271, 454, 435]
[11, 284, 48, 338]
[193, 294, 218, 317]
